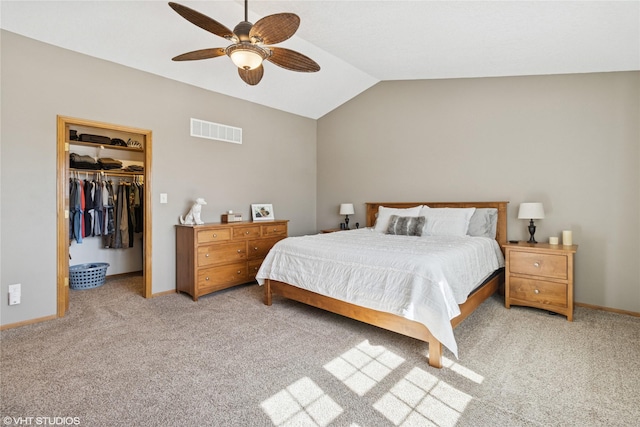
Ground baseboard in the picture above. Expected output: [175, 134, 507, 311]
[2, 299, 635, 330]
[575, 302, 640, 318]
[0, 314, 58, 331]
[106, 270, 143, 279]
[152, 289, 177, 298]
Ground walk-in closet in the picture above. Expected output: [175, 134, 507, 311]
[56, 116, 153, 316]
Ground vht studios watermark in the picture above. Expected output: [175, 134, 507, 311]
[3, 416, 81, 426]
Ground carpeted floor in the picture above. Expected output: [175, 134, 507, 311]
[1, 275, 639, 427]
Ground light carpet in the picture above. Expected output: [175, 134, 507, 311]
[1, 275, 639, 427]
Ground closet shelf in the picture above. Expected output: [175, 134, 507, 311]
[70, 168, 144, 177]
[68, 140, 143, 152]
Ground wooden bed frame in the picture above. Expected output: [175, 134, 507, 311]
[264, 201, 508, 368]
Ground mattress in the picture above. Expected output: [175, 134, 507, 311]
[256, 228, 505, 357]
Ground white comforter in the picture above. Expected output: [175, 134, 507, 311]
[256, 228, 505, 357]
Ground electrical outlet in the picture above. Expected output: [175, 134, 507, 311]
[160, 193, 168, 204]
[8, 283, 21, 305]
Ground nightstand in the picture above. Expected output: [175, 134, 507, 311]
[503, 242, 578, 321]
[321, 228, 349, 233]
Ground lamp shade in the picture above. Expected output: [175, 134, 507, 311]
[339, 203, 355, 215]
[518, 202, 545, 220]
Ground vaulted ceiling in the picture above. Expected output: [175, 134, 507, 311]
[2, 1, 638, 119]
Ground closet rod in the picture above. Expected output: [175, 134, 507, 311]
[69, 168, 143, 177]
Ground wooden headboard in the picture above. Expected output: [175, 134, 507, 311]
[365, 201, 509, 248]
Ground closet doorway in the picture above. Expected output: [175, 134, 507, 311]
[56, 116, 153, 316]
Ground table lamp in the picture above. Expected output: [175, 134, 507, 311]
[339, 203, 355, 229]
[518, 202, 545, 243]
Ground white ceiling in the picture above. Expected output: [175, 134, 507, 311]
[2, 1, 639, 119]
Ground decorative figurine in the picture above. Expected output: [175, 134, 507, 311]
[179, 197, 207, 225]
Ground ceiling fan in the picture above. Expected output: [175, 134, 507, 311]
[168, 1, 320, 85]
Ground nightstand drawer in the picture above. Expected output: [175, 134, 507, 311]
[509, 277, 567, 308]
[509, 251, 567, 279]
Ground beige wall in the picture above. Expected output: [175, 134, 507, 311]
[2, 30, 638, 326]
[0, 31, 317, 326]
[317, 73, 640, 312]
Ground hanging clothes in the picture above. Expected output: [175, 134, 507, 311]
[69, 177, 83, 244]
[69, 173, 143, 249]
[102, 180, 116, 248]
[115, 183, 125, 248]
[134, 180, 144, 233]
[83, 179, 93, 237]
[80, 180, 86, 238]
[93, 179, 103, 237]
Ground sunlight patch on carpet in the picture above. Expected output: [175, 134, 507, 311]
[373, 366, 473, 426]
[441, 356, 484, 384]
[260, 341, 481, 426]
[260, 377, 343, 426]
[323, 340, 405, 396]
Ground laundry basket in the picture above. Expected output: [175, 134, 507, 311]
[69, 263, 110, 290]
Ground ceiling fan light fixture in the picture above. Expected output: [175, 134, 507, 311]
[226, 44, 268, 70]
[169, 2, 319, 84]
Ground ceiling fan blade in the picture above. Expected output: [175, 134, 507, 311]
[267, 47, 320, 72]
[250, 13, 300, 45]
[169, 2, 234, 40]
[172, 48, 226, 61]
[238, 65, 264, 85]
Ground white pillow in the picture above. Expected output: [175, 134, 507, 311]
[467, 208, 498, 238]
[418, 207, 476, 237]
[374, 205, 422, 232]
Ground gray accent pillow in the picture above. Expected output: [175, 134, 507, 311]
[386, 215, 426, 236]
[467, 208, 498, 238]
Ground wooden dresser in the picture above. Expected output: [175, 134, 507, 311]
[503, 242, 578, 320]
[176, 220, 288, 300]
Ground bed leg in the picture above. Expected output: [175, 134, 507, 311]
[428, 340, 443, 368]
[264, 280, 272, 306]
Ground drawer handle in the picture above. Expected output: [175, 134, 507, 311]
[237, 270, 242, 274]
[205, 276, 210, 281]
[534, 289, 540, 294]
[273, 228, 277, 232]
[237, 249, 242, 253]
[245, 231, 250, 235]
[254, 247, 258, 251]
[205, 254, 209, 257]
[533, 262, 540, 268]
[213, 233, 217, 238]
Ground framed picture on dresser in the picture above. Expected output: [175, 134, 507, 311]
[251, 204, 275, 221]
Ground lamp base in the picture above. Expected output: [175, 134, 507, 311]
[344, 215, 350, 230]
[527, 219, 537, 243]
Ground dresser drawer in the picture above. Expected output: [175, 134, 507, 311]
[197, 263, 248, 290]
[197, 228, 231, 244]
[262, 223, 287, 237]
[197, 242, 246, 267]
[509, 277, 567, 308]
[248, 259, 263, 277]
[233, 225, 261, 239]
[509, 251, 567, 280]
[248, 237, 285, 260]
